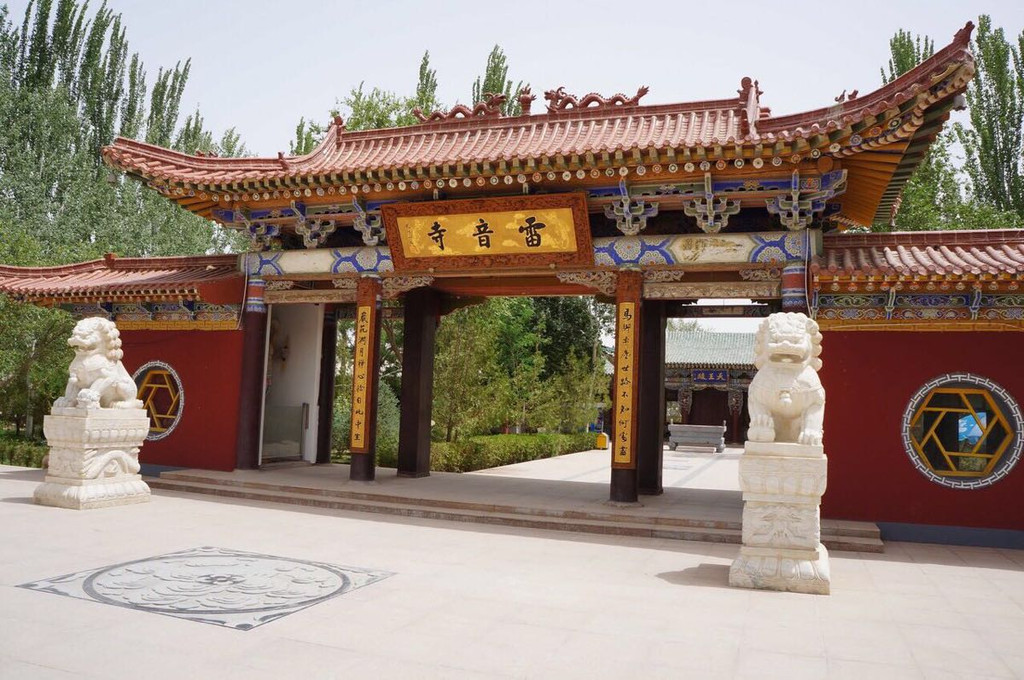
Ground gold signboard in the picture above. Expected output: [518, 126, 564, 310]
[381, 193, 592, 271]
[613, 301, 636, 467]
[350, 304, 372, 451]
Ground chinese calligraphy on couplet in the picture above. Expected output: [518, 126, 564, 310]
[613, 302, 636, 467]
[350, 305, 373, 451]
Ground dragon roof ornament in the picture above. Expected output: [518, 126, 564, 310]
[543, 85, 649, 112]
[413, 93, 507, 122]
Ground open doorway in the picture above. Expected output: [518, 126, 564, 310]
[260, 303, 324, 464]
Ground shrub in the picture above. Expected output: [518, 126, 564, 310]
[0, 431, 48, 468]
[430, 432, 598, 473]
[374, 382, 400, 468]
[330, 382, 401, 468]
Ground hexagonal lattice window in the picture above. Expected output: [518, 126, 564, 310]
[903, 374, 1022, 489]
[132, 361, 184, 441]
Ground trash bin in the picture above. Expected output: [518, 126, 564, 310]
[596, 432, 609, 449]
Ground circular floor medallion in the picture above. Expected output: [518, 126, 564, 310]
[82, 550, 351, 615]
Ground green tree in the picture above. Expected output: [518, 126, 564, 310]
[411, 50, 439, 114]
[289, 117, 320, 155]
[432, 301, 502, 442]
[880, 28, 965, 231]
[542, 351, 608, 433]
[954, 15, 1024, 219]
[533, 297, 598, 379]
[879, 21, 1023, 231]
[881, 29, 934, 83]
[0, 0, 248, 431]
[471, 45, 525, 116]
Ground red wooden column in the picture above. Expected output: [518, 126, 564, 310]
[637, 299, 666, 495]
[610, 270, 642, 503]
[398, 287, 440, 477]
[234, 279, 267, 470]
[349, 276, 383, 481]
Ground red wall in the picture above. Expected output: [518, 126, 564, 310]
[820, 331, 1024, 530]
[121, 330, 244, 471]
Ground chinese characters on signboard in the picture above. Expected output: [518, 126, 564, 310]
[393, 208, 575, 258]
[613, 302, 637, 467]
[381, 193, 592, 271]
[350, 305, 372, 451]
[691, 369, 729, 385]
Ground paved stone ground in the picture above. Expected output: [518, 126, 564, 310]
[2, 464, 1022, 679]
[470, 446, 742, 491]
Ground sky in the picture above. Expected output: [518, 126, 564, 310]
[7, 0, 1021, 158]
[6, 0, 1023, 332]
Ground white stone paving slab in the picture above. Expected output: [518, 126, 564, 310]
[2, 464, 1022, 679]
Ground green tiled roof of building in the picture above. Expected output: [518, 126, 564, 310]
[665, 330, 756, 368]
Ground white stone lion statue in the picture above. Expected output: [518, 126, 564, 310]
[53, 318, 143, 410]
[746, 312, 825, 446]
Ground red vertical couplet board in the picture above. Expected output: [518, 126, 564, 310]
[612, 271, 643, 469]
[350, 305, 372, 451]
[349, 278, 381, 454]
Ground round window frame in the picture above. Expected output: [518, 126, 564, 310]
[901, 372, 1022, 490]
[132, 361, 185, 441]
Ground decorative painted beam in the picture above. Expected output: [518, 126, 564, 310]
[240, 230, 812, 277]
[59, 301, 241, 330]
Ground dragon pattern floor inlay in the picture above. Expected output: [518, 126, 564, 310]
[18, 546, 392, 629]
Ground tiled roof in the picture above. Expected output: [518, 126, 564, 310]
[103, 98, 751, 186]
[0, 254, 243, 304]
[100, 23, 974, 221]
[665, 330, 756, 368]
[812, 230, 1024, 279]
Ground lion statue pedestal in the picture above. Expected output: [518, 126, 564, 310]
[34, 318, 151, 510]
[729, 312, 830, 595]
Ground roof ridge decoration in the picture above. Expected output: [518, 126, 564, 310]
[543, 85, 649, 112]
[412, 92, 507, 123]
[737, 77, 763, 139]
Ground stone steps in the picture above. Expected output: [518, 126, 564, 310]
[148, 474, 883, 553]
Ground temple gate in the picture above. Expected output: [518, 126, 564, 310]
[1, 23, 997, 515]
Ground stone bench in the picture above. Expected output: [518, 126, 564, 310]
[667, 423, 727, 453]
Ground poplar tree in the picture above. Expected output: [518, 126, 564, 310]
[0, 0, 247, 433]
[954, 15, 1024, 219]
[471, 45, 526, 116]
[881, 29, 960, 231]
[880, 21, 1023, 231]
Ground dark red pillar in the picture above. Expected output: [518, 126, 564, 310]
[234, 280, 267, 470]
[610, 270, 642, 504]
[398, 287, 439, 477]
[637, 299, 666, 495]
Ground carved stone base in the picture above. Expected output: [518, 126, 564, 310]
[34, 476, 151, 509]
[34, 408, 151, 510]
[730, 440, 830, 595]
[729, 544, 831, 595]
